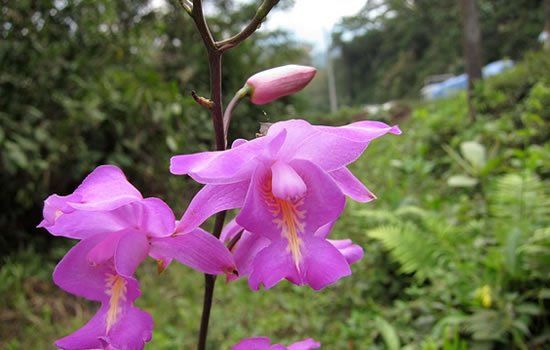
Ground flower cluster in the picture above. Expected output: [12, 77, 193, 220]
[39, 165, 235, 349]
[172, 119, 401, 290]
[39, 65, 401, 349]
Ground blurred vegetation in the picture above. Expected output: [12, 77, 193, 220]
[2, 0, 550, 349]
[3, 51, 549, 349]
[0, 0, 310, 255]
[330, 0, 546, 107]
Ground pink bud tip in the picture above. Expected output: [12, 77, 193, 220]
[245, 64, 317, 105]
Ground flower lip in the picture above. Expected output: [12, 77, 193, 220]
[270, 160, 307, 200]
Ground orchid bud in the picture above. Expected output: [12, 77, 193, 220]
[245, 64, 317, 105]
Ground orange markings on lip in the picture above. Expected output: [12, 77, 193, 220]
[262, 176, 306, 271]
[105, 273, 127, 333]
[54, 209, 63, 221]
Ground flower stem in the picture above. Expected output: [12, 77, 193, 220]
[186, 0, 279, 348]
[197, 210, 226, 349]
[198, 273, 216, 350]
[208, 51, 225, 151]
[223, 86, 250, 146]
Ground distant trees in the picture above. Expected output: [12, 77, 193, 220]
[332, 0, 546, 106]
[460, 0, 482, 119]
[0, 0, 309, 255]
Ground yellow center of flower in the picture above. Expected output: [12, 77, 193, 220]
[105, 273, 127, 333]
[262, 177, 306, 271]
[54, 209, 63, 221]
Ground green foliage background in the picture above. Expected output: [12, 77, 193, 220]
[2, 0, 550, 349]
[0, 0, 310, 256]
[330, 0, 546, 107]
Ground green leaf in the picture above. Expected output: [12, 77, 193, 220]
[442, 144, 477, 175]
[166, 135, 178, 152]
[460, 141, 487, 171]
[512, 319, 530, 336]
[538, 289, 550, 299]
[448, 174, 478, 187]
[374, 316, 401, 350]
[504, 228, 522, 276]
[515, 303, 541, 316]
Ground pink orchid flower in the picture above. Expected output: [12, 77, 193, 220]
[232, 337, 321, 350]
[171, 119, 400, 290]
[220, 219, 364, 290]
[39, 165, 235, 349]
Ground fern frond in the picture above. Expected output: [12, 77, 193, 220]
[519, 226, 550, 277]
[489, 173, 550, 222]
[354, 209, 401, 226]
[395, 205, 430, 223]
[367, 223, 447, 281]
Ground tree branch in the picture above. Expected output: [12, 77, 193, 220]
[192, 0, 216, 51]
[216, 0, 280, 52]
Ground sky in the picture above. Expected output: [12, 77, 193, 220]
[254, 0, 366, 49]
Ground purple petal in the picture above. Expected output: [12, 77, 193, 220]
[236, 160, 345, 242]
[170, 151, 225, 179]
[249, 235, 351, 290]
[54, 232, 148, 349]
[231, 337, 319, 350]
[313, 221, 336, 240]
[137, 198, 176, 237]
[235, 163, 278, 239]
[170, 136, 271, 184]
[69, 165, 143, 211]
[328, 239, 364, 265]
[232, 138, 247, 148]
[87, 230, 127, 266]
[300, 235, 351, 290]
[38, 193, 80, 228]
[232, 337, 271, 350]
[316, 120, 402, 141]
[265, 119, 316, 161]
[53, 234, 114, 301]
[148, 251, 173, 274]
[55, 295, 152, 350]
[228, 231, 270, 282]
[114, 230, 149, 278]
[220, 218, 244, 243]
[176, 181, 249, 234]
[288, 338, 321, 350]
[271, 161, 307, 200]
[266, 119, 401, 172]
[102, 274, 142, 341]
[55, 304, 108, 350]
[42, 210, 127, 239]
[329, 167, 376, 202]
[248, 239, 302, 290]
[101, 306, 153, 350]
[43, 198, 175, 240]
[267, 127, 287, 158]
[54, 233, 143, 306]
[287, 160, 346, 234]
[150, 228, 236, 275]
[299, 121, 401, 171]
